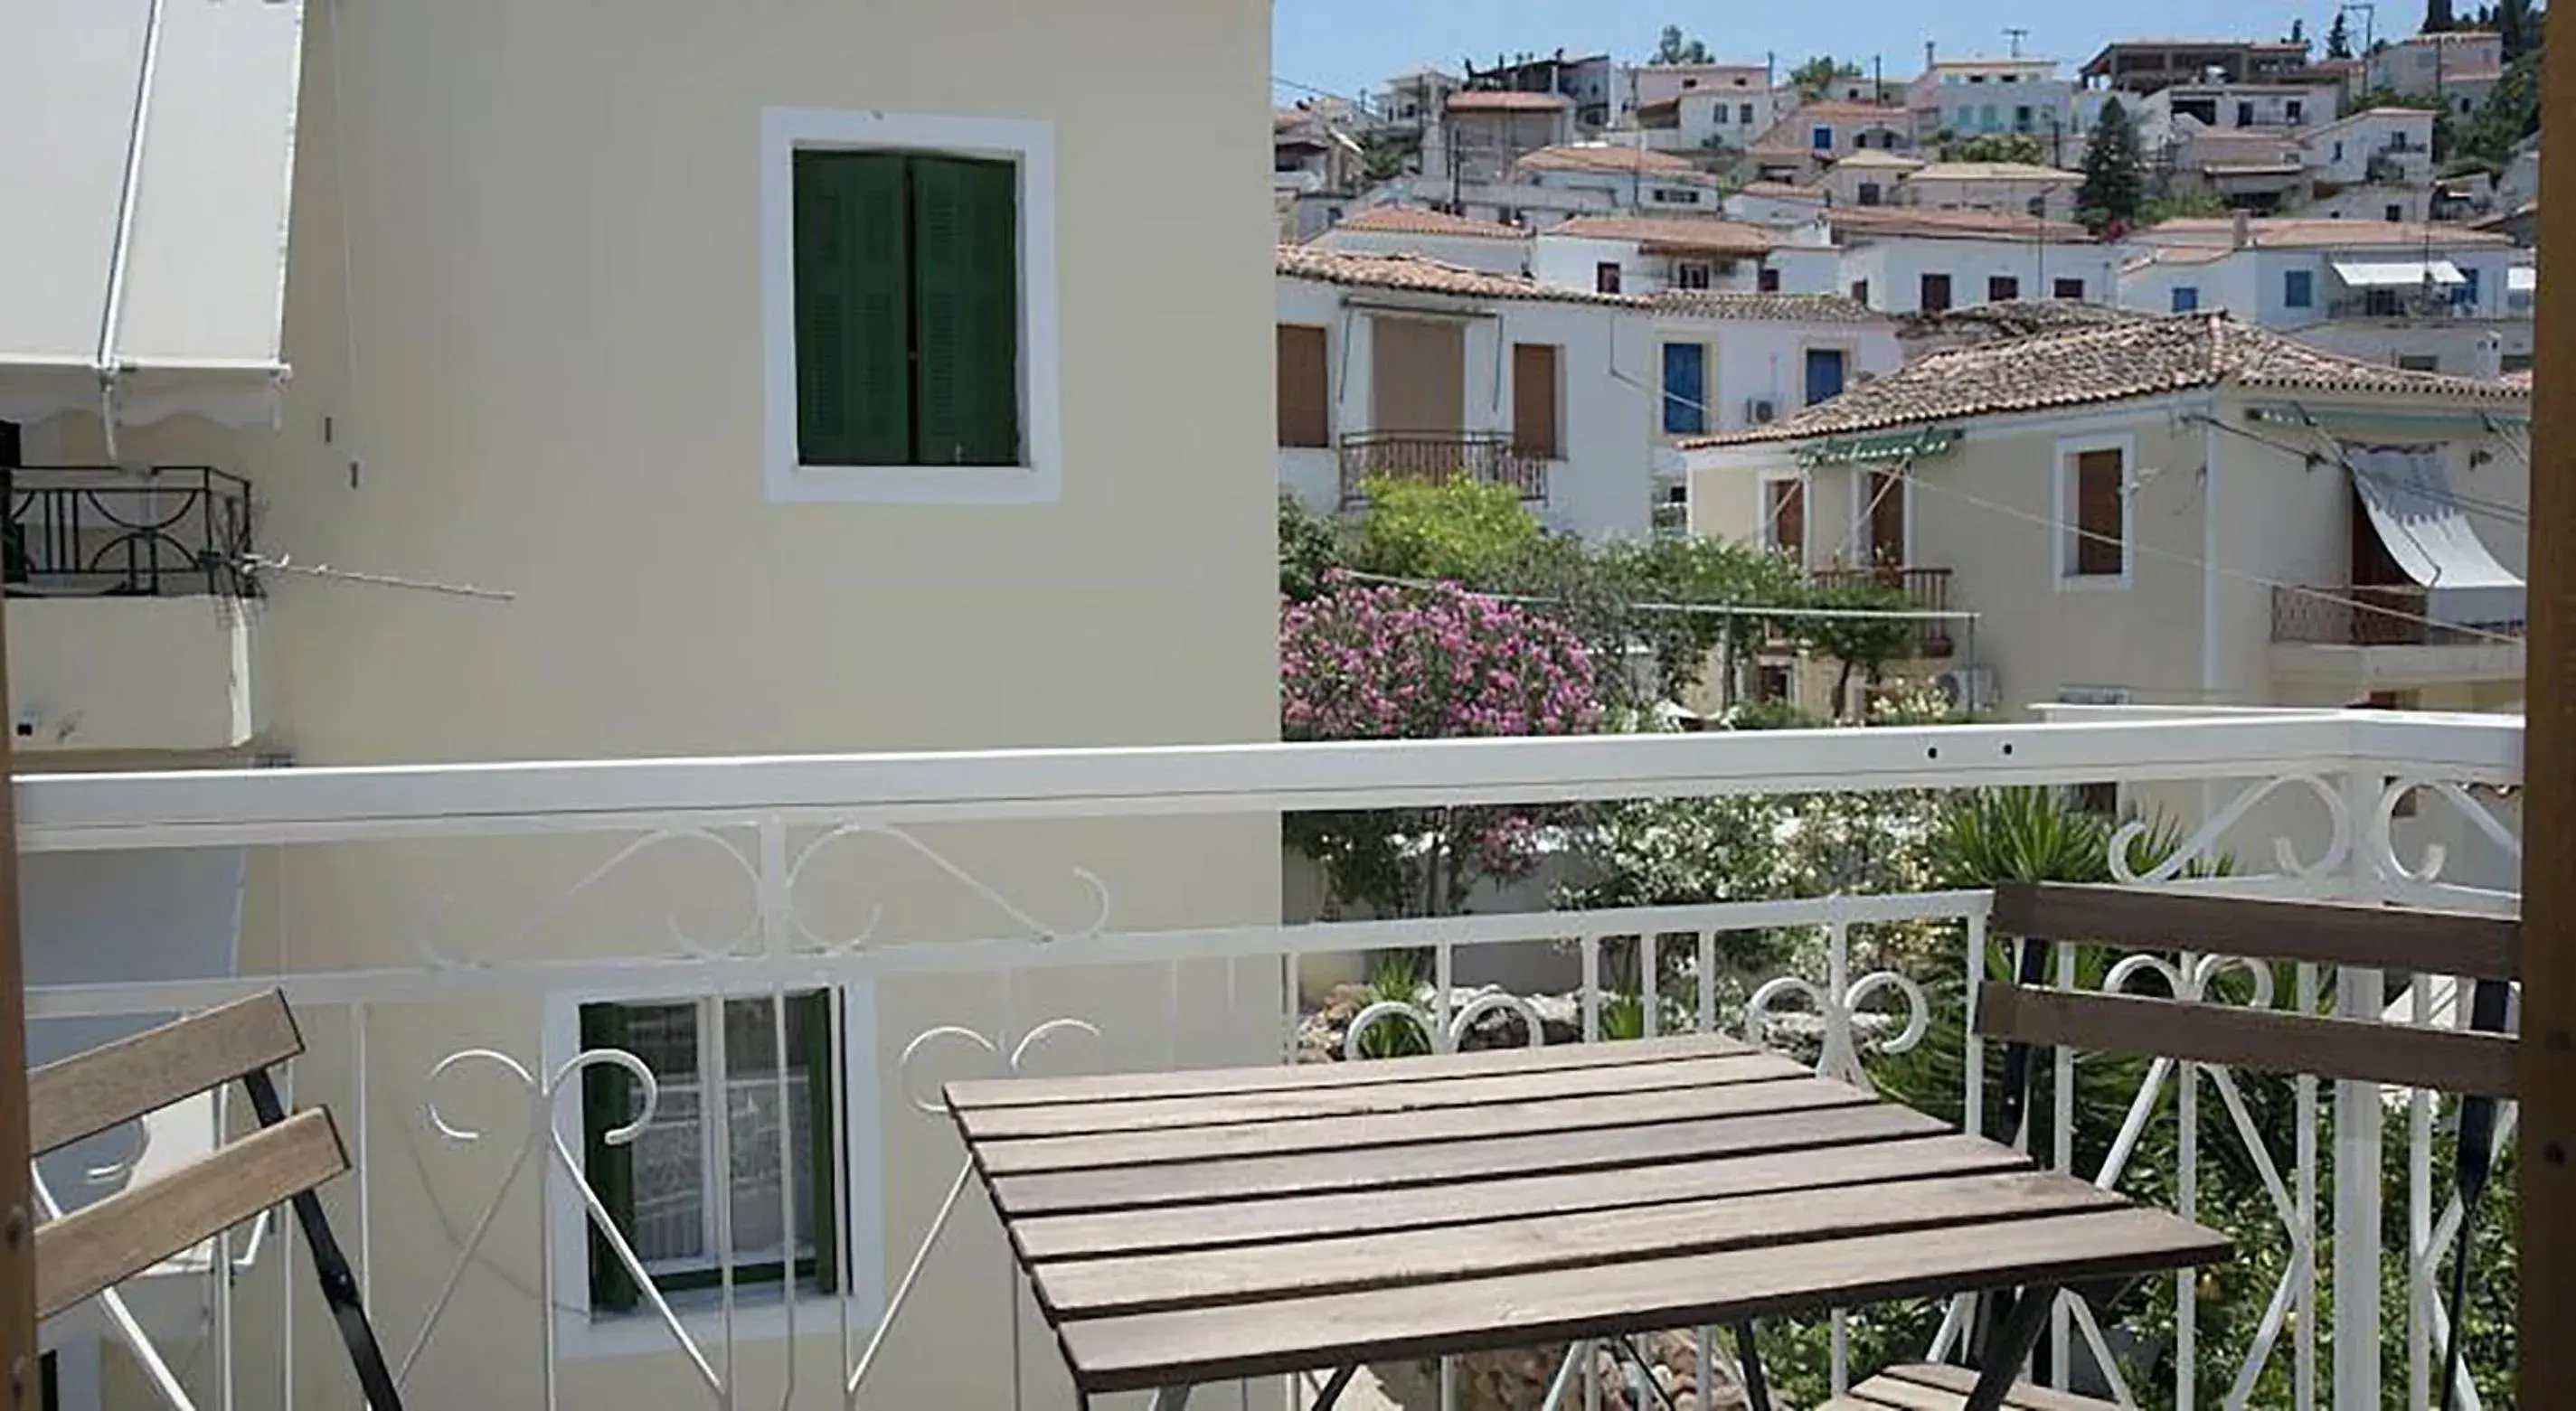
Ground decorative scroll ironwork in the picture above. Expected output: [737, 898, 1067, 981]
[4, 465, 255, 597]
[2109, 772, 2351, 885]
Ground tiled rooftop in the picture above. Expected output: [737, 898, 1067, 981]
[1653, 290, 1888, 324]
[1826, 206, 2093, 243]
[1543, 214, 1782, 256]
[1330, 207, 1531, 240]
[1514, 144, 1710, 177]
[1276, 245, 1639, 306]
[1445, 90, 1574, 112]
[1686, 311, 2525, 448]
[1902, 162, 2081, 182]
[2137, 217, 2516, 249]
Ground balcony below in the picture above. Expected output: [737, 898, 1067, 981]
[2269, 583, 2526, 692]
[5, 466, 261, 753]
[1811, 564, 1958, 658]
[1337, 431, 1551, 507]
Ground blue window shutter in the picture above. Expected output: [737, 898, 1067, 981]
[2172, 287, 2200, 313]
[911, 156, 1023, 467]
[1662, 343, 1706, 434]
[1804, 348, 1846, 405]
[2285, 270, 2313, 308]
[793, 152, 911, 466]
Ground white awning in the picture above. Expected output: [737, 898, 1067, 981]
[2345, 444, 2525, 629]
[2331, 259, 2466, 288]
[2508, 266, 2536, 293]
[0, 0, 307, 429]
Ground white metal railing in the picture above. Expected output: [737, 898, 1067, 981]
[15, 710, 2524, 1411]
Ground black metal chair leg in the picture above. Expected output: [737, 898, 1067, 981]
[241, 1069, 406, 1410]
[1731, 1322, 1772, 1411]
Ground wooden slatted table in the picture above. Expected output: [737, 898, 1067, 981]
[946, 1033, 2230, 1411]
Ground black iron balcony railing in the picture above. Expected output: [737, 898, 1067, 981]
[1811, 564, 1958, 657]
[2271, 584, 2525, 646]
[1336, 432, 1550, 507]
[4, 465, 256, 597]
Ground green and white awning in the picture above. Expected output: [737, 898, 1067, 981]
[1797, 426, 1960, 466]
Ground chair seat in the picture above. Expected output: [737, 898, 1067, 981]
[1826, 1362, 2122, 1411]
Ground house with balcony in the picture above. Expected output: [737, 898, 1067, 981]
[1627, 60, 1778, 119]
[1826, 207, 2118, 313]
[1684, 308, 2527, 719]
[2364, 30, 2506, 109]
[1274, 106, 1370, 240]
[1508, 143, 1727, 213]
[1910, 54, 2078, 145]
[2118, 217, 2529, 374]
[1646, 290, 1902, 527]
[1467, 52, 1620, 131]
[1628, 68, 1782, 155]
[1892, 161, 2088, 223]
[0, 0, 1281, 1406]
[1371, 64, 1464, 136]
[1275, 245, 1656, 538]
[2079, 38, 2317, 94]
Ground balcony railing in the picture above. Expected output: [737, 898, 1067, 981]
[4, 465, 255, 597]
[14, 711, 2524, 1411]
[2272, 583, 2526, 645]
[1811, 564, 1958, 656]
[1338, 431, 1550, 506]
[2324, 293, 2481, 322]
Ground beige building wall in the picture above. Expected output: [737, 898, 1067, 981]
[52, 0, 1282, 1406]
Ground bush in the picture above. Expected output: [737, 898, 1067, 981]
[1351, 475, 1541, 585]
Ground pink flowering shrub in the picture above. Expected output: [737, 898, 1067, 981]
[1282, 573, 1604, 916]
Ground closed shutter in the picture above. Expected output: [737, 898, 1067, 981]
[1277, 325, 1330, 447]
[2074, 449, 2124, 575]
[1512, 343, 1560, 458]
[579, 1003, 639, 1314]
[798, 991, 840, 1294]
[1769, 479, 1805, 563]
[1867, 469, 1905, 564]
[1920, 274, 1952, 312]
[793, 153, 911, 466]
[911, 156, 1022, 466]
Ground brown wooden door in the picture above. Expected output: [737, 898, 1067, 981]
[1512, 343, 1561, 458]
[1372, 317, 1466, 433]
[1769, 479, 1806, 564]
[1867, 469, 1906, 567]
[1277, 325, 1331, 448]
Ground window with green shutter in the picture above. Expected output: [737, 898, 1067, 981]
[580, 992, 842, 1315]
[791, 151, 1021, 467]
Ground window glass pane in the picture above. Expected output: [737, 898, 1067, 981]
[614, 998, 819, 1277]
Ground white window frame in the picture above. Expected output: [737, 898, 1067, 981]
[544, 981, 886, 1362]
[2052, 432, 2137, 589]
[760, 108, 1063, 504]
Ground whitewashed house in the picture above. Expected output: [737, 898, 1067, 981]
[1531, 214, 1791, 296]
[1893, 161, 2087, 223]
[1427, 89, 1578, 183]
[2118, 217, 2530, 374]
[1510, 144, 1727, 212]
[1827, 208, 2118, 312]
[1743, 100, 1915, 183]
[2364, 30, 2506, 109]
[1907, 53, 2078, 143]
[1309, 207, 1533, 274]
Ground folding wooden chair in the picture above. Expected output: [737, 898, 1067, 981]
[29, 991, 403, 1408]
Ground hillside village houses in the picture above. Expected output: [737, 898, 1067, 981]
[4, 0, 1280, 1406]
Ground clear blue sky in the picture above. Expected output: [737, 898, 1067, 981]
[1274, 0, 2350, 108]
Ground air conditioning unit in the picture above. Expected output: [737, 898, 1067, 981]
[1935, 665, 1998, 714]
[1746, 398, 1779, 424]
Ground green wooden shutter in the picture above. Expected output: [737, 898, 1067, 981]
[579, 1002, 640, 1314]
[909, 156, 1021, 466]
[799, 991, 839, 1294]
[794, 152, 911, 466]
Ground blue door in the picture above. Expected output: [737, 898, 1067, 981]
[1662, 343, 1706, 434]
[1804, 348, 1847, 406]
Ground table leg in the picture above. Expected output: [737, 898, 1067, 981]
[1965, 1284, 2062, 1411]
[1731, 1322, 1772, 1411]
[1151, 1387, 1194, 1411]
[1309, 1366, 1358, 1409]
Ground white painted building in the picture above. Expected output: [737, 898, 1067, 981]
[2118, 218, 2530, 375]
[1907, 54, 2077, 143]
[1893, 162, 2086, 224]
[1276, 246, 1658, 540]
[1510, 144, 1727, 212]
[1634, 88, 1780, 154]
[1531, 214, 1792, 296]
[1828, 209, 2118, 312]
[1308, 207, 1533, 274]
[2364, 30, 2506, 101]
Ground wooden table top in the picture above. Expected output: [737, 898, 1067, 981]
[946, 1032, 2229, 1396]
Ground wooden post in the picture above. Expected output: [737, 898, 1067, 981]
[2524, 10, 2576, 1405]
[0, 592, 30, 1407]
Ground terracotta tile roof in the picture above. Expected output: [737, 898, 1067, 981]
[1794, 100, 1911, 120]
[1543, 214, 1782, 256]
[1276, 245, 1640, 306]
[1514, 144, 1709, 177]
[1834, 149, 1927, 170]
[1330, 207, 1531, 240]
[1826, 206, 2093, 243]
[1445, 89, 1573, 112]
[2394, 28, 2502, 42]
[1901, 299, 2161, 339]
[1687, 312, 2525, 448]
[1653, 290, 1888, 324]
[1738, 181, 1826, 199]
[2139, 217, 2515, 249]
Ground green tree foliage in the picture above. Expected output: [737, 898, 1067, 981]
[2077, 98, 2146, 231]
[1789, 54, 1866, 99]
[1351, 475, 1542, 584]
[2288, 16, 2308, 44]
[2327, 9, 2355, 57]
[1940, 132, 2050, 165]
[1651, 24, 1713, 64]
[2425, 0, 2458, 29]
[2453, 51, 2543, 168]
[2140, 190, 2232, 224]
[1279, 494, 1344, 603]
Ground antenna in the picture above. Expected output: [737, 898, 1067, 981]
[2005, 27, 2029, 57]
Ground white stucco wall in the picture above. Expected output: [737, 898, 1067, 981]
[5, 597, 258, 753]
[1841, 236, 2120, 312]
[41, 1, 1286, 1406]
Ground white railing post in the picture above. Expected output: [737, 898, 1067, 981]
[2330, 767, 2385, 1411]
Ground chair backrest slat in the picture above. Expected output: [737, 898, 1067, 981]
[1975, 985, 2518, 1098]
[1992, 881, 2518, 982]
[33, 1107, 347, 1320]
[28, 991, 303, 1156]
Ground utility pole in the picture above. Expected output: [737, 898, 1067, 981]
[2523, 0, 2576, 1400]
[2005, 26, 2029, 57]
